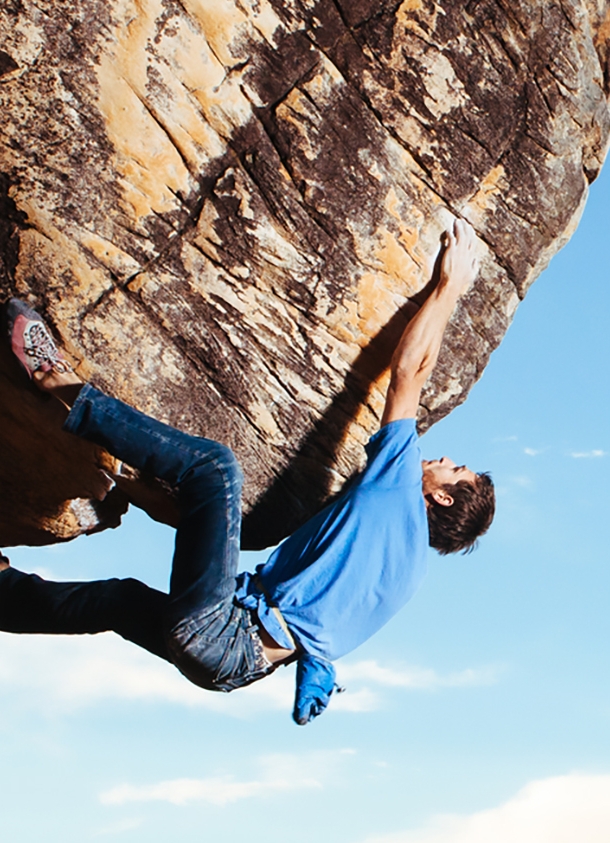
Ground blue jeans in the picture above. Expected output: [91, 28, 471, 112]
[0, 384, 273, 692]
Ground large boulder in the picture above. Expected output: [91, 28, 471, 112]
[0, 0, 608, 548]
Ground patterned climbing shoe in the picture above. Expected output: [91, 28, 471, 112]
[4, 298, 73, 379]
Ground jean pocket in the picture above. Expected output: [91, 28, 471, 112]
[210, 637, 247, 690]
[211, 627, 274, 692]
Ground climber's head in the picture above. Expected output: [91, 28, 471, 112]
[422, 458, 495, 555]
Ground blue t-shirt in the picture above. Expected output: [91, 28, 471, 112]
[235, 419, 428, 661]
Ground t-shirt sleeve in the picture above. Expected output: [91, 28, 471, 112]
[360, 418, 421, 489]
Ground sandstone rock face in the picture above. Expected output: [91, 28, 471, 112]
[0, 0, 609, 548]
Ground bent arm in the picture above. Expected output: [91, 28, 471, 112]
[381, 220, 478, 427]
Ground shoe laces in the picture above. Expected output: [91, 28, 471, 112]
[23, 321, 72, 373]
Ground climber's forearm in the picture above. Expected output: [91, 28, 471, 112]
[380, 283, 459, 425]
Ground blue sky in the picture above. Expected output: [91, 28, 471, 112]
[2, 163, 610, 842]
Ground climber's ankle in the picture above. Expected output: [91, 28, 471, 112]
[32, 368, 84, 408]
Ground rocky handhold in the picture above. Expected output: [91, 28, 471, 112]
[0, 0, 608, 549]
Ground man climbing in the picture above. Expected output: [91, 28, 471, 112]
[0, 219, 494, 724]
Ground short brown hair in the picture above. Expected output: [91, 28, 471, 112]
[427, 472, 495, 555]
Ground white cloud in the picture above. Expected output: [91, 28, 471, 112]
[570, 449, 607, 459]
[337, 660, 499, 691]
[330, 660, 500, 713]
[92, 818, 143, 837]
[0, 635, 495, 718]
[99, 750, 354, 807]
[359, 773, 610, 843]
[100, 773, 315, 807]
[523, 447, 541, 456]
[509, 475, 533, 488]
[332, 687, 380, 712]
[0, 632, 292, 717]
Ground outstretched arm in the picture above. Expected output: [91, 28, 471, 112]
[380, 219, 479, 427]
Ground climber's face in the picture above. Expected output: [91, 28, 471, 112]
[421, 457, 477, 505]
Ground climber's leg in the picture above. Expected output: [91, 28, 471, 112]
[5, 299, 273, 691]
[0, 564, 170, 660]
[63, 385, 243, 607]
[5, 296, 244, 612]
[63, 385, 273, 690]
